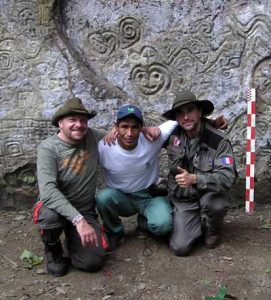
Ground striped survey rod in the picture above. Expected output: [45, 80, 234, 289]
[245, 88, 256, 213]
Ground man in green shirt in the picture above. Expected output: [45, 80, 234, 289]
[34, 97, 107, 276]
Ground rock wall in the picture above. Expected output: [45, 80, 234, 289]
[0, 0, 270, 208]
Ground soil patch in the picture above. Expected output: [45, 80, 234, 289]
[0, 205, 271, 299]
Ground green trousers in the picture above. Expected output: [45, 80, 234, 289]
[96, 187, 173, 236]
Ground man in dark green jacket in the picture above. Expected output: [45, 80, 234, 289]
[34, 98, 107, 276]
[163, 90, 237, 256]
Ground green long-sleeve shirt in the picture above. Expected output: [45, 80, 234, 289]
[37, 128, 103, 222]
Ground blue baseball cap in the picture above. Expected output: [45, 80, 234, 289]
[117, 104, 143, 123]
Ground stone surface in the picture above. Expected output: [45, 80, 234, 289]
[0, 0, 270, 208]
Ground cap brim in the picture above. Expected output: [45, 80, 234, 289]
[117, 112, 143, 124]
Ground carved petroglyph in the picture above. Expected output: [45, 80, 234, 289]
[17, 91, 37, 109]
[88, 31, 118, 56]
[23, 41, 43, 60]
[3, 139, 24, 158]
[9, 0, 54, 39]
[130, 46, 171, 96]
[1, 0, 271, 204]
[256, 117, 270, 139]
[0, 119, 55, 173]
[0, 36, 26, 83]
[88, 17, 140, 57]
[160, 14, 271, 85]
[253, 58, 271, 105]
[131, 63, 171, 96]
[0, 39, 15, 70]
[127, 16, 245, 97]
[15, 1, 39, 38]
[118, 17, 141, 49]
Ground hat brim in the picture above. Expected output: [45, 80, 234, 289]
[162, 100, 214, 120]
[52, 110, 97, 127]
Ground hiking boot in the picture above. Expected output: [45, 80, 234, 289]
[106, 231, 125, 254]
[45, 241, 68, 276]
[204, 229, 220, 249]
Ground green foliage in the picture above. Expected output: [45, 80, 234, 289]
[261, 223, 271, 229]
[205, 286, 227, 300]
[20, 249, 44, 269]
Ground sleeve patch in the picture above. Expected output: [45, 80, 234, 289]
[173, 137, 181, 146]
[220, 157, 234, 165]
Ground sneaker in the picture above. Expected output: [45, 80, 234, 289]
[204, 229, 220, 249]
[106, 231, 125, 254]
[45, 241, 68, 276]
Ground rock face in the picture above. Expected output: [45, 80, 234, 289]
[0, 0, 270, 208]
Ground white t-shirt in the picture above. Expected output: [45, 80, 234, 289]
[98, 121, 177, 193]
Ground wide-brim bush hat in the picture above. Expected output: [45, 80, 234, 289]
[52, 97, 97, 127]
[162, 90, 214, 120]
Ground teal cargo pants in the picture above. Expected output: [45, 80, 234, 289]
[96, 187, 173, 236]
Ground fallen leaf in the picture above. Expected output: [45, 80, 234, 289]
[20, 249, 44, 269]
[261, 224, 271, 229]
[205, 286, 227, 300]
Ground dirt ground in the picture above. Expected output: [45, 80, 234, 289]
[0, 204, 271, 300]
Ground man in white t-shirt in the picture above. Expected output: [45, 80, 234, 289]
[97, 104, 176, 252]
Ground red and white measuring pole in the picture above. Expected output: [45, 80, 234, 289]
[245, 88, 256, 213]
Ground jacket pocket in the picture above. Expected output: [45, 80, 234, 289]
[193, 151, 213, 172]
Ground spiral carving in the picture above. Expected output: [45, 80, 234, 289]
[119, 17, 141, 49]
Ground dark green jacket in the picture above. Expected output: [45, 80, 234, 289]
[167, 120, 237, 201]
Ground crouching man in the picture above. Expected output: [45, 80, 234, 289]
[96, 104, 176, 252]
[33, 97, 107, 276]
[163, 90, 237, 256]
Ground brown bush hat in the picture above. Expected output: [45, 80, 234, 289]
[162, 90, 214, 120]
[52, 97, 97, 127]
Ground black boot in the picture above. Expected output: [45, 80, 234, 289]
[40, 228, 68, 277]
[45, 241, 68, 277]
